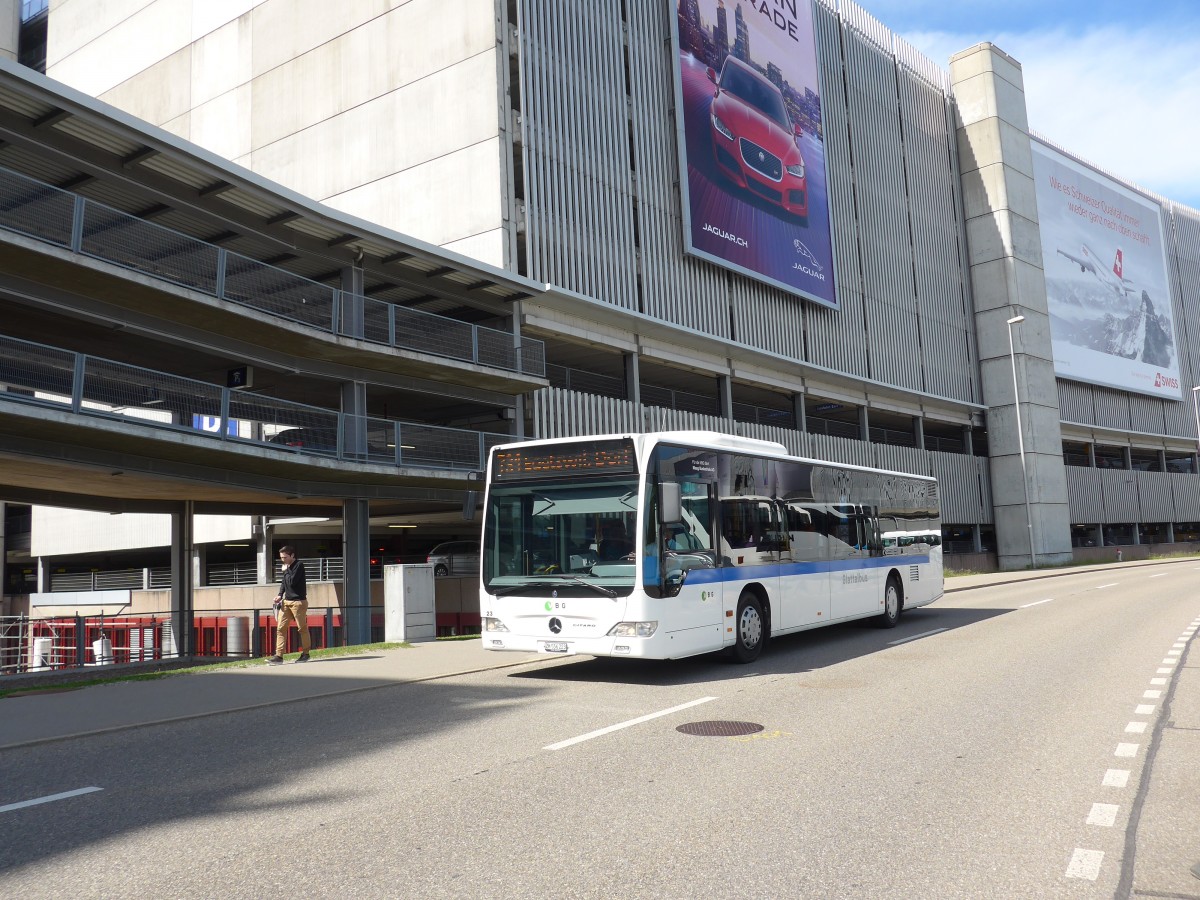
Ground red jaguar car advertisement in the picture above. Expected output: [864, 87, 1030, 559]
[671, 0, 837, 308]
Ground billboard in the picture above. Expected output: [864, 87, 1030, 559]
[1031, 140, 1180, 399]
[670, 0, 836, 308]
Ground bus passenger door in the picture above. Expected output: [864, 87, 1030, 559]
[780, 501, 828, 628]
[658, 486, 723, 654]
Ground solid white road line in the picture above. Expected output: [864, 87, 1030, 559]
[1103, 769, 1130, 788]
[1020, 598, 1054, 608]
[887, 628, 948, 646]
[1114, 743, 1139, 758]
[0, 787, 102, 814]
[1086, 803, 1119, 827]
[1066, 848, 1104, 880]
[544, 697, 717, 751]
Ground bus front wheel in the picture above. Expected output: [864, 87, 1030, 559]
[732, 591, 766, 663]
[874, 575, 902, 628]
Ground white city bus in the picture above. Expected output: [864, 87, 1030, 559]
[480, 431, 942, 662]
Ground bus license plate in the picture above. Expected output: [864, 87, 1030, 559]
[542, 641, 568, 653]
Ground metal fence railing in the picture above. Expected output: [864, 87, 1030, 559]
[0, 164, 545, 377]
[0, 331, 512, 472]
[0, 607, 373, 674]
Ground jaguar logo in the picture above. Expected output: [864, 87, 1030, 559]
[549, 617, 562, 634]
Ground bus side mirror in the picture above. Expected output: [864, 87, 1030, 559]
[659, 482, 681, 524]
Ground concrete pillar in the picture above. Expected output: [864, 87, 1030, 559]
[343, 498, 371, 646]
[913, 416, 925, 450]
[717, 373, 733, 421]
[972, 524, 983, 553]
[1087, 442, 1096, 467]
[951, 42, 1072, 570]
[192, 544, 205, 589]
[341, 381, 368, 458]
[962, 424, 974, 456]
[792, 393, 806, 433]
[171, 502, 195, 657]
[623, 352, 641, 405]
[340, 264, 365, 340]
[858, 406, 870, 442]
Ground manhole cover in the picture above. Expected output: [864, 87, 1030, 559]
[677, 720, 764, 737]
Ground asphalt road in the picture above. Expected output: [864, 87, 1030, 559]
[1, 565, 1197, 898]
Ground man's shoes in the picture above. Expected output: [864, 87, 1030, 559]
[266, 656, 284, 665]
[295, 652, 311, 663]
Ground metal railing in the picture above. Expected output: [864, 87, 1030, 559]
[0, 164, 544, 377]
[0, 604, 411, 674]
[0, 331, 512, 471]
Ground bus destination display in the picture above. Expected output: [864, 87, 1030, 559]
[492, 440, 637, 480]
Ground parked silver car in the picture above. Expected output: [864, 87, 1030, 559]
[426, 540, 479, 577]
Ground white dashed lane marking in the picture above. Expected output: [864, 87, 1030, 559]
[1086, 803, 1119, 827]
[0, 787, 102, 814]
[1102, 769, 1130, 788]
[1066, 849, 1105, 880]
[1020, 598, 1054, 608]
[1115, 743, 1139, 758]
[886, 628, 947, 646]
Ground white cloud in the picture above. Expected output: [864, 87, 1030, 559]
[903, 26, 1200, 210]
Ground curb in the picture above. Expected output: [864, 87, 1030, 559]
[944, 555, 1198, 593]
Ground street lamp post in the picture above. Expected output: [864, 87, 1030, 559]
[1007, 314, 1037, 568]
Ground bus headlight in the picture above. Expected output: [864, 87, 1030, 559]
[607, 621, 658, 637]
[483, 617, 509, 633]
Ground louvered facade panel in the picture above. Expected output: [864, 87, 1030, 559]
[874, 444, 929, 478]
[730, 278, 806, 360]
[929, 451, 990, 523]
[842, 29, 921, 391]
[520, 0, 639, 309]
[1170, 471, 1200, 521]
[813, 1, 864, 302]
[1136, 471, 1176, 521]
[626, 0, 730, 335]
[1057, 381, 1092, 425]
[807, 286, 870, 376]
[1092, 387, 1132, 431]
[1128, 394, 1166, 436]
[1064, 467, 1105, 522]
[1099, 469, 1139, 520]
[808, 432, 874, 467]
[898, 68, 975, 402]
[531, 388, 643, 440]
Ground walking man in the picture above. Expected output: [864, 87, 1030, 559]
[269, 545, 310, 664]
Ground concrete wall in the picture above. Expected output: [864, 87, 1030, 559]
[46, 0, 509, 267]
[31, 507, 251, 555]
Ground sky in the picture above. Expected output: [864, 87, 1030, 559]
[858, 0, 1200, 210]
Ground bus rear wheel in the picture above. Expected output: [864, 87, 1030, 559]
[732, 591, 766, 663]
[874, 575, 902, 628]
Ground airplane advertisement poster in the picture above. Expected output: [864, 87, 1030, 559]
[1031, 139, 1180, 399]
[670, 0, 837, 309]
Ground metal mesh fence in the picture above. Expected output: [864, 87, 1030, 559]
[0, 168, 74, 247]
[394, 306, 475, 361]
[362, 296, 392, 344]
[222, 252, 336, 330]
[477, 325, 518, 371]
[80, 357, 223, 430]
[226, 393, 341, 454]
[80, 201, 220, 294]
[397, 423, 486, 469]
[0, 333, 75, 403]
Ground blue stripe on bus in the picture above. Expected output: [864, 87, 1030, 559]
[667, 554, 930, 585]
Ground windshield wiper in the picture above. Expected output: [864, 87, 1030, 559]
[490, 577, 616, 598]
[565, 576, 616, 598]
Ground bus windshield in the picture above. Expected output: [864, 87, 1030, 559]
[482, 476, 641, 595]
